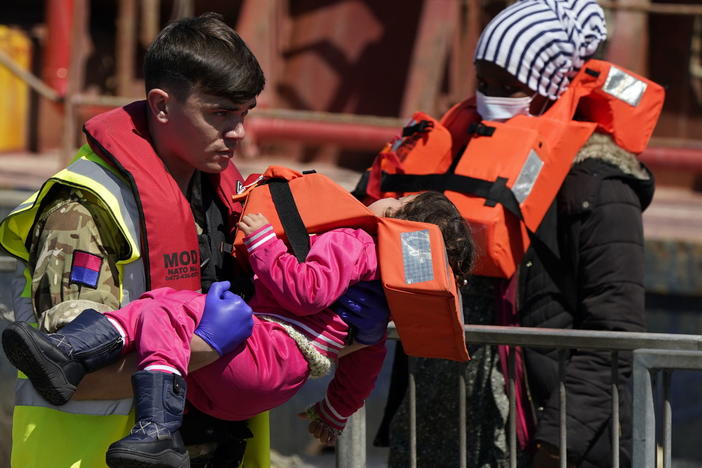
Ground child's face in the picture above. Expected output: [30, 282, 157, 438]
[367, 194, 418, 217]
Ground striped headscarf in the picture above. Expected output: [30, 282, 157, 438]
[474, 0, 607, 99]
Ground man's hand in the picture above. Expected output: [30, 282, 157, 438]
[194, 281, 253, 356]
[332, 280, 389, 345]
[237, 213, 270, 236]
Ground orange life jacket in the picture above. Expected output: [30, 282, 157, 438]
[84, 101, 244, 290]
[232, 166, 469, 362]
[356, 59, 665, 278]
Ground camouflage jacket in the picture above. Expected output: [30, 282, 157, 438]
[30, 174, 207, 332]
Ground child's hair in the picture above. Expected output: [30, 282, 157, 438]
[144, 12, 265, 103]
[391, 191, 475, 285]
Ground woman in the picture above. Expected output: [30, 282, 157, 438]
[381, 0, 656, 466]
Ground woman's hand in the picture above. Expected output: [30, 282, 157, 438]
[237, 213, 269, 236]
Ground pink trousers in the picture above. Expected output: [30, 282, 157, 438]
[104, 288, 310, 421]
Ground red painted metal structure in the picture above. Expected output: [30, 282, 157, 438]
[42, 0, 73, 96]
[34, 0, 702, 174]
[245, 116, 399, 151]
[244, 116, 702, 172]
[640, 145, 702, 172]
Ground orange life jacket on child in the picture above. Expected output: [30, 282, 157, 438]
[232, 166, 469, 362]
[355, 59, 665, 278]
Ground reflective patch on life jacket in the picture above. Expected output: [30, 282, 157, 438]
[401, 230, 434, 284]
[512, 149, 544, 204]
[603, 65, 648, 107]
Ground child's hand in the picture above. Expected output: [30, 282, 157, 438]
[298, 407, 342, 446]
[237, 213, 269, 236]
[307, 419, 339, 445]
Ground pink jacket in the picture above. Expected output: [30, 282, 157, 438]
[244, 224, 387, 429]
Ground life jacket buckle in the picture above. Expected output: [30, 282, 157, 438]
[402, 120, 434, 137]
[484, 177, 509, 207]
[468, 122, 496, 137]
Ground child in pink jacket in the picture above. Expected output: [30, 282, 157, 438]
[3, 191, 474, 468]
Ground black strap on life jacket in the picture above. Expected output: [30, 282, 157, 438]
[267, 176, 312, 263]
[382, 171, 575, 303]
[380, 172, 524, 221]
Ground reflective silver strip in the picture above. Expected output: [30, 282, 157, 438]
[11, 260, 32, 322]
[65, 158, 146, 305]
[121, 261, 146, 305]
[67, 158, 140, 246]
[512, 149, 544, 204]
[0, 255, 16, 272]
[603, 65, 647, 107]
[401, 230, 434, 284]
[8, 200, 33, 216]
[15, 379, 133, 416]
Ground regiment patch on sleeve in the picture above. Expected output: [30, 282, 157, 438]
[69, 250, 103, 289]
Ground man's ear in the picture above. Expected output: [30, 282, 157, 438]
[146, 89, 169, 123]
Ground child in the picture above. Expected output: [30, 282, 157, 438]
[3, 191, 474, 468]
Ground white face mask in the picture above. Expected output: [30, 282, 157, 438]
[475, 90, 533, 122]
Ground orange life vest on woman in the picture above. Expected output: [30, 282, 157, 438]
[356, 59, 664, 278]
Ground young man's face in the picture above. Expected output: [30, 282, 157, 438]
[159, 88, 256, 174]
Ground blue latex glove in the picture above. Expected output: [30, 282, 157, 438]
[194, 281, 253, 356]
[331, 280, 390, 345]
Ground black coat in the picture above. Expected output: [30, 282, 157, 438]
[518, 135, 655, 468]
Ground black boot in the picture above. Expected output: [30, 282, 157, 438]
[1, 309, 123, 405]
[106, 370, 189, 468]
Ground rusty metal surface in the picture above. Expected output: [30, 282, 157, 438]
[401, 0, 460, 117]
[116, 0, 137, 97]
[606, 0, 650, 76]
[236, 0, 284, 109]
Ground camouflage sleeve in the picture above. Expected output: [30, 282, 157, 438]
[28, 186, 128, 332]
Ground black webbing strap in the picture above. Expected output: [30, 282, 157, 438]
[381, 172, 524, 220]
[382, 172, 574, 301]
[267, 178, 310, 262]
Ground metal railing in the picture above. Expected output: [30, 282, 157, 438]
[335, 324, 702, 468]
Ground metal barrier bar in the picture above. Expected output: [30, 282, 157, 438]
[559, 349, 567, 468]
[339, 328, 702, 468]
[633, 352, 657, 468]
[385, 325, 702, 351]
[663, 370, 672, 468]
[336, 407, 365, 468]
[632, 349, 702, 468]
[508, 350, 517, 468]
[409, 367, 417, 468]
[611, 351, 620, 468]
[459, 373, 467, 468]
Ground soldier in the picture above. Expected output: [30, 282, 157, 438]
[0, 12, 265, 468]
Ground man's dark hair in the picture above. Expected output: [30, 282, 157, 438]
[391, 191, 475, 285]
[144, 12, 265, 102]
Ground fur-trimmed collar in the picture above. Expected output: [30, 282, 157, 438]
[573, 133, 650, 181]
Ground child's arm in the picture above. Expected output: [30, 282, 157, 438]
[239, 214, 376, 316]
[303, 337, 387, 444]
